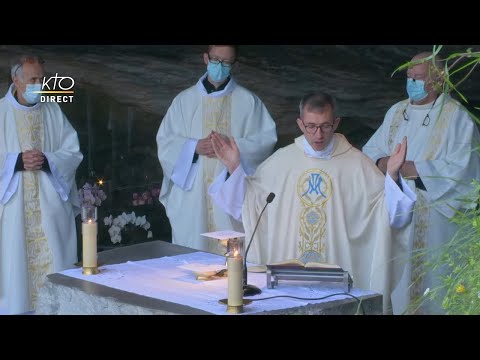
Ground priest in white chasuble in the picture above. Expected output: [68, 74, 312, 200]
[0, 55, 83, 314]
[363, 52, 480, 314]
[209, 92, 416, 313]
[157, 45, 277, 254]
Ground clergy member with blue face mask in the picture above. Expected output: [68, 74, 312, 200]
[156, 45, 277, 255]
[363, 51, 480, 315]
[0, 55, 83, 315]
[406, 78, 429, 102]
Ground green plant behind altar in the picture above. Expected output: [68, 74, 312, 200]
[395, 45, 480, 314]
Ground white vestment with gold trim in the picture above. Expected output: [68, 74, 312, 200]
[157, 74, 277, 253]
[363, 94, 480, 314]
[210, 134, 415, 313]
[0, 85, 82, 314]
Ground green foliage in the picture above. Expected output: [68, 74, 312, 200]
[393, 45, 480, 116]
[401, 45, 480, 314]
[421, 181, 480, 314]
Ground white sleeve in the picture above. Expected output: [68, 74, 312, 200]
[0, 152, 20, 204]
[44, 154, 70, 201]
[42, 111, 83, 203]
[208, 165, 247, 221]
[385, 173, 417, 228]
[171, 138, 199, 191]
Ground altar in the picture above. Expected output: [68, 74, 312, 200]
[36, 241, 383, 315]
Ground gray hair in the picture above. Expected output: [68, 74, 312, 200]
[299, 92, 337, 119]
[11, 63, 22, 79]
[10, 54, 45, 80]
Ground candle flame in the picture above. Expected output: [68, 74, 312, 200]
[97, 179, 104, 186]
[234, 250, 239, 257]
[88, 219, 93, 224]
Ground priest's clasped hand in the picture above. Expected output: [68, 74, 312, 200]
[22, 149, 45, 171]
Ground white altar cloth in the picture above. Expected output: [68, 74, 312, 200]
[59, 252, 375, 315]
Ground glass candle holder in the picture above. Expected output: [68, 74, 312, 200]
[226, 237, 244, 258]
[82, 205, 97, 223]
[81, 206, 98, 274]
[226, 237, 244, 311]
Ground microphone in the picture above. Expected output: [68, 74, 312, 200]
[243, 192, 275, 296]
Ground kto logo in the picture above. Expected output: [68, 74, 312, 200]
[38, 73, 75, 103]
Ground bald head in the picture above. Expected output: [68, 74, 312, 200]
[411, 51, 443, 70]
[406, 51, 444, 104]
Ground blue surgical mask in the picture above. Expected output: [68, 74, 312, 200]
[207, 62, 231, 83]
[23, 83, 42, 104]
[406, 78, 428, 102]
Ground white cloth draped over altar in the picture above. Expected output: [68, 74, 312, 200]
[59, 252, 376, 315]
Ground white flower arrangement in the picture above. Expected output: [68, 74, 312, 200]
[104, 211, 153, 244]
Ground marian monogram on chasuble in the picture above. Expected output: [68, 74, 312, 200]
[14, 107, 54, 309]
[202, 96, 232, 254]
[296, 169, 332, 263]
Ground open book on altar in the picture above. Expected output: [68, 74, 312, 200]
[267, 259, 342, 271]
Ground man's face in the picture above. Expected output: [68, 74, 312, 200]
[407, 62, 435, 94]
[407, 62, 428, 81]
[14, 61, 44, 95]
[203, 46, 236, 67]
[297, 106, 339, 151]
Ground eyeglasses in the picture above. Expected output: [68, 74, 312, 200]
[301, 120, 334, 134]
[402, 107, 431, 126]
[13, 55, 45, 77]
[402, 96, 439, 127]
[208, 54, 235, 68]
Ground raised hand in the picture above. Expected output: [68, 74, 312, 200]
[387, 136, 407, 182]
[211, 132, 240, 174]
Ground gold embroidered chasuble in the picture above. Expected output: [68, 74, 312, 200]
[202, 95, 232, 254]
[14, 107, 54, 309]
[243, 134, 406, 311]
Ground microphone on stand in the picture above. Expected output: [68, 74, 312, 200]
[243, 192, 275, 297]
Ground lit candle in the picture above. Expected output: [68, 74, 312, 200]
[82, 219, 97, 268]
[227, 251, 243, 307]
[81, 206, 98, 272]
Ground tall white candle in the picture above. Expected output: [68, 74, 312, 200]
[227, 255, 243, 307]
[82, 220, 97, 268]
